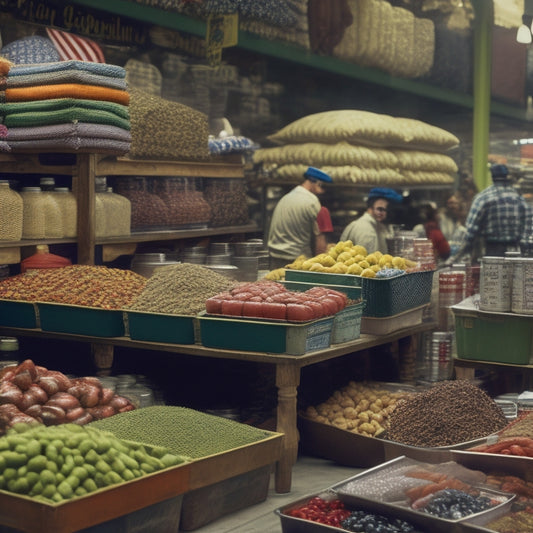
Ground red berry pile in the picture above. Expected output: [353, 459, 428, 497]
[286, 496, 351, 527]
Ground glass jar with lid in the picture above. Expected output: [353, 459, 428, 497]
[0, 180, 23, 240]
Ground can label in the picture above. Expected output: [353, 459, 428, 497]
[512, 258, 533, 314]
[479, 257, 512, 312]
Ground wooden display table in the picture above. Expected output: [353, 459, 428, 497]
[0, 322, 435, 493]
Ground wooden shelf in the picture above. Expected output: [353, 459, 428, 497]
[96, 223, 258, 244]
[69, 0, 530, 122]
[0, 152, 254, 264]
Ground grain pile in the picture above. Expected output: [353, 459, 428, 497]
[386, 380, 507, 447]
[126, 263, 238, 315]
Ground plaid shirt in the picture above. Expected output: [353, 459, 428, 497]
[464, 184, 530, 246]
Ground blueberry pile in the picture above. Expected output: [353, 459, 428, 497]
[341, 510, 421, 532]
[420, 489, 493, 520]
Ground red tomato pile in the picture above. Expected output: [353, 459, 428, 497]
[285, 496, 351, 526]
[205, 280, 348, 321]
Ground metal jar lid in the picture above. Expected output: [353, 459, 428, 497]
[0, 337, 19, 351]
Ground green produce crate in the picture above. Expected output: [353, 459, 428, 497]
[126, 310, 196, 344]
[361, 270, 434, 317]
[453, 297, 533, 365]
[284, 270, 434, 317]
[198, 312, 333, 355]
[331, 301, 364, 344]
[279, 280, 362, 301]
[0, 299, 38, 328]
[37, 302, 125, 337]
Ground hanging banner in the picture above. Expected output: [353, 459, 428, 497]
[0, 0, 147, 45]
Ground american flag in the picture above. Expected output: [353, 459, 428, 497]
[46, 28, 105, 63]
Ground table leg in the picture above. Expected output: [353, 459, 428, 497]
[274, 363, 300, 493]
[91, 343, 114, 376]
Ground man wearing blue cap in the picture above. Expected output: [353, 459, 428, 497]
[446, 164, 531, 263]
[268, 166, 333, 269]
[340, 188, 402, 254]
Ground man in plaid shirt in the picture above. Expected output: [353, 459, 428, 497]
[448, 164, 532, 263]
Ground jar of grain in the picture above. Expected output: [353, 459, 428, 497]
[21, 187, 46, 239]
[41, 189, 64, 238]
[105, 187, 131, 236]
[0, 181, 23, 241]
[52, 187, 77, 238]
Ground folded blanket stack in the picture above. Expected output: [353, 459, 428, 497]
[1, 60, 132, 155]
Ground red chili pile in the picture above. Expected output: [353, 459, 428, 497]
[206, 280, 349, 321]
[285, 496, 351, 526]
[469, 437, 533, 457]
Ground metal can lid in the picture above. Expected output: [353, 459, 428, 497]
[0, 337, 19, 351]
[432, 332, 451, 339]
[481, 256, 507, 263]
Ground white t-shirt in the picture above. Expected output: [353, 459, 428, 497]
[268, 185, 321, 261]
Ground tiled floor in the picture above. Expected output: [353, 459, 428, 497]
[192, 454, 362, 533]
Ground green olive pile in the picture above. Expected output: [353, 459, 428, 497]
[0, 422, 190, 503]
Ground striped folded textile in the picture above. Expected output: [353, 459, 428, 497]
[8, 60, 126, 79]
[6, 123, 132, 143]
[46, 28, 105, 63]
[5, 84, 130, 105]
[1, 99, 130, 129]
[1, 98, 129, 118]
[7, 137, 130, 154]
[7, 70, 127, 90]
[0, 57, 13, 76]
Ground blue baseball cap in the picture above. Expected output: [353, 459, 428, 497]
[368, 187, 403, 203]
[304, 166, 333, 183]
[490, 164, 509, 180]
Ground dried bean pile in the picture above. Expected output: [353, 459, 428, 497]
[126, 263, 238, 315]
[386, 380, 507, 447]
[0, 265, 146, 309]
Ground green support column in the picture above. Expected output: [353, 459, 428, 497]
[471, 0, 494, 192]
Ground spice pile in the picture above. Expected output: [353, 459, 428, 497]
[386, 380, 507, 447]
[0, 265, 146, 309]
[126, 263, 238, 315]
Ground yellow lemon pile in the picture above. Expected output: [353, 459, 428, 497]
[284, 241, 416, 278]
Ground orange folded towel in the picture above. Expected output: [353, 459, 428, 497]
[6, 83, 129, 105]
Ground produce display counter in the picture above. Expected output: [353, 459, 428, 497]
[0, 321, 436, 494]
[454, 358, 533, 390]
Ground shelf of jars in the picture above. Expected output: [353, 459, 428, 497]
[0, 152, 253, 265]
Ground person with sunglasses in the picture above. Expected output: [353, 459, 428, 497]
[268, 166, 333, 270]
[340, 188, 402, 254]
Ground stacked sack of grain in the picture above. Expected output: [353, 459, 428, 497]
[333, 0, 435, 79]
[253, 109, 459, 186]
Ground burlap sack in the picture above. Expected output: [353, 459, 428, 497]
[128, 87, 209, 160]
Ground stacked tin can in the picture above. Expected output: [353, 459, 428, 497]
[438, 268, 465, 330]
[510, 256, 533, 314]
[479, 256, 513, 312]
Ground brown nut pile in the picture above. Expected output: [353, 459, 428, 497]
[0, 265, 146, 309]
[304, 381, 415, 437]
[386, 380, 507, 447]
